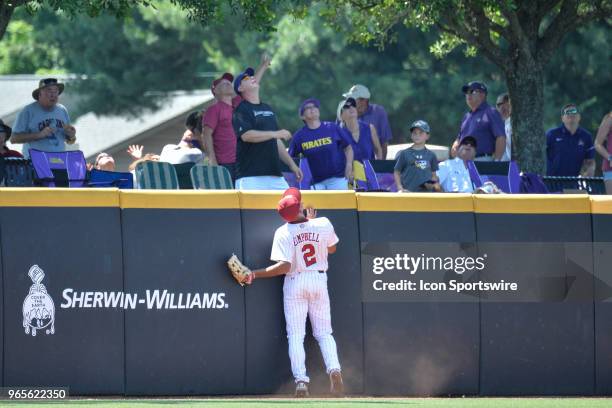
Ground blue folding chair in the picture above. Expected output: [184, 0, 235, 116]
[467, 161, 521, 193]
[88, 169, 133, 189]
[29, 149, 87, 187]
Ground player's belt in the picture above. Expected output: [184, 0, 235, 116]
[295, 270, 325, 274]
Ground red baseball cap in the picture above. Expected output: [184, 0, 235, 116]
[211, 72, 234, 93]
[277, 188, 302, 222]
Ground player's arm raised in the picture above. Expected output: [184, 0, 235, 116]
[245, 261, 291, 284]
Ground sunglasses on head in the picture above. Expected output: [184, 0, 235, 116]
[563, 108, 579, 115]
[40, 78, 59, 87]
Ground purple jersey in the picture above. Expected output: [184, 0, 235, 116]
[458, 101, 506, 156]
[345, 121, 375, 162]
[289, 122, 350, 183]
[359, 103, 392, 144]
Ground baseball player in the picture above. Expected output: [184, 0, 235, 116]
[243, 187, 344, 397]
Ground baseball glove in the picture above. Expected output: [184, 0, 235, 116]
[227, 254, 252, 286]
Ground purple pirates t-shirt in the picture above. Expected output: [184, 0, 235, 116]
[458, 101, 506, 156]
[289, 122, 350, 183]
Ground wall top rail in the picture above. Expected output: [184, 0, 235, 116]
[119, 190, 240, 209]
[590, 196, 612, 215]
[473, 194, 591, 214]
[357, 193, 473, 213]
[0, 188, 120, 207]
[0, 189, 605, 214]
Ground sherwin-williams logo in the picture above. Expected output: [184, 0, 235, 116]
[23, 265, 56, 336]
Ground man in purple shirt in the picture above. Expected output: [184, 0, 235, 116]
[342, 84, 392, 159]
[289, 98, 353, 190]
[451, 81, 506, 161]
[546, 104, 595, 177]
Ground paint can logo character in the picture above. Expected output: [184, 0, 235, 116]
[22, 265, 55, 336]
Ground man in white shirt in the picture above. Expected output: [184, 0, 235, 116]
[496, 93, 512, 161]
[438, 136, 477, 193]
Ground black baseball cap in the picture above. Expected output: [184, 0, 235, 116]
[460, 136, 477, 148]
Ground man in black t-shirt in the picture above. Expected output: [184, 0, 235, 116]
[232, 67, 302, 189]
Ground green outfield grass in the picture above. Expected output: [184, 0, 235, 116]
[1, 398, 612, 408]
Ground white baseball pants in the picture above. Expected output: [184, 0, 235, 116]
[283, 271, 341, 383]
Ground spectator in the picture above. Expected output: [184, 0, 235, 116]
[437, 136, 477, 193]
[337, 97, 383, 163]
[546, 104, 595, 177]
[451, 81, 506, 161]
[203, 54, 271, 181]
[496, 93, 512, 161]
[126, 144, 161, 188]
[342, 84, 392, 158]
[289, 98, 353, 190]
[11, 78, 76, 158]
[180, 111, 204, 150]
[593, 111, 612, 193]
[93, 152, 115, 171]
[0, 120, 23, 158]
[159, 143, 204, 164]
[394, 120, 440, 192]
[232, 66, 302, 190]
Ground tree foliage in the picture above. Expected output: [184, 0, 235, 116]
[1, 0, 610, 173]
[19, 3, 214, 117]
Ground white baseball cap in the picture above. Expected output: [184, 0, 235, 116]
[342, 84, 371, 99]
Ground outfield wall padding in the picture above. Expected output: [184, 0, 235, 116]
[358, 194, 479, 396]
[240, 191, 363, 395]
[591, 197, 612, 395]
[1, 189, 611, 397]
[0, 189, 124, 395]
[475, 195, 594, 396]
[0, 204, 3, 389]
[121, 192, 244, 396]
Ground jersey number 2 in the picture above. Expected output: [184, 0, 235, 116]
[302, 244, 317, 267]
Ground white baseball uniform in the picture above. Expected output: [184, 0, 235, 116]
[271, 216, 341, 383]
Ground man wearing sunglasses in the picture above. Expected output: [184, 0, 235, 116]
[496, 93, 512, 161]
[546, 104, 595, 177]
[232, 67, 302, 189]
[11, 78, 76, 159]
[451, 81, 506, 162]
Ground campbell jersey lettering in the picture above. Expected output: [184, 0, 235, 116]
[271, 217, 339, 274]
[293, 232, 321, 246]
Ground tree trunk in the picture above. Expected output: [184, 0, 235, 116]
[505, 59, 546, 174]
[0, 2, 15, 43]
